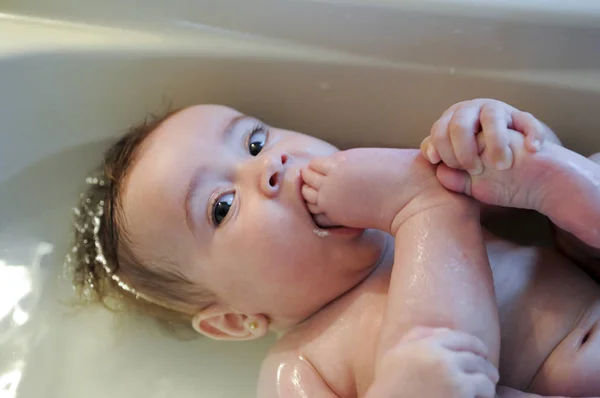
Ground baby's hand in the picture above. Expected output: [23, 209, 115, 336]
[367, 327, 499, 398]
[420, 99, 547, 175]
[301, 148, 443, 233]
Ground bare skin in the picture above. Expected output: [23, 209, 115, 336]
[301, 148, 500, 362]
[364, 328, 499, 398]
[303, 148, 500, 396]
[259, 148, 500, 398]
[258, 100, 600, 397]
[422, 99, 600, 396]
[114, 100, 599, 397]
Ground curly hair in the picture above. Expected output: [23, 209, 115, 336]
[68, 109, 214, 328]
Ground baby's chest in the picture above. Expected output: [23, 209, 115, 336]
[302, 279, 389, 397]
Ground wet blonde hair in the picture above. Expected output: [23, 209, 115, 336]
[68, 110, 214, 329]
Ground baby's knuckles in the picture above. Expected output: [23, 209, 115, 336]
[421, 346, 462, 389]
[381, 341, 463, 396]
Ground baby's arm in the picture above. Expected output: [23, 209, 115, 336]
[381, 176, 500, 366]
[553, 152, 600, 281]
[302, 148, 500, 367]
[257, 327, 499, 398]
[421, 99, 600, 280]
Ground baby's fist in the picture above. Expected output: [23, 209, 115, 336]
[367, 327, 499, 398]
[421, 99, 547, 175]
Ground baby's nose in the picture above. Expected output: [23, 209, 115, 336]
[260, 153, 288, 198]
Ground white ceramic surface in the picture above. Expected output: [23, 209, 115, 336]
[1, 1, 600, 397]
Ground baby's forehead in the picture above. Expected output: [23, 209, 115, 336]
[143, 105, 241, 155]
[159, 104, 244, 133]
[147, 104, 255, 157]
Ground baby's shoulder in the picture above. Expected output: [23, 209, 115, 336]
[257, 290, 384, 397]
[258, 303, 371, 397]
[257, 336, 339, 397]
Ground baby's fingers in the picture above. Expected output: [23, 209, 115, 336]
[457, 353, 500, 384]
[431, 118, 461, 169]
[480, 105, 513, 170]
[428, 106, 456, 165]
[512, 111, 545, 152]
[468, 373, 497, 398]
[437, 330, 489, 359]
[401, 326, 443, 343]
[420, 136, 441, 164]
[449, 106, 484, 174]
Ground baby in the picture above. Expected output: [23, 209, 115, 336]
[70, 99, 600, 397]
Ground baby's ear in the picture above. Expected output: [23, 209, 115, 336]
[192, 305, 268, 341]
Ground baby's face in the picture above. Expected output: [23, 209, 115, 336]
[122, 105, 386, 325]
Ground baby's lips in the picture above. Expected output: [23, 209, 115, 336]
[312, 213, 337, 229]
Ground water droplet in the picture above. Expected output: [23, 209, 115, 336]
[313, 229, 331, 238]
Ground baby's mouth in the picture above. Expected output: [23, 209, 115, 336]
[310, 213, 339, 229]
[310, 211, 365, 238]
[300, 197, 337, 230]
[297, 170, 346, 231]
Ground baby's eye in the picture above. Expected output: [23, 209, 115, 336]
[212, 192, 234, 226]
[248, 126, 267, 156]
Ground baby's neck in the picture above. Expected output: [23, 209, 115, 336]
[370, 233, 395, 272]
[273, 233, 394, 336]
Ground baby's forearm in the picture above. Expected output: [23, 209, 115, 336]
[377, 194, 500, 367]
[539, 143, 600, 250]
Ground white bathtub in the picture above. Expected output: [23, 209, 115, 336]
[1, 1, 600, 397]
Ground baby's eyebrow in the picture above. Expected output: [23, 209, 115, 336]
[183, 113, 250, 233]
[184, 170, 204, 233]
[221, 114, 252, 142]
